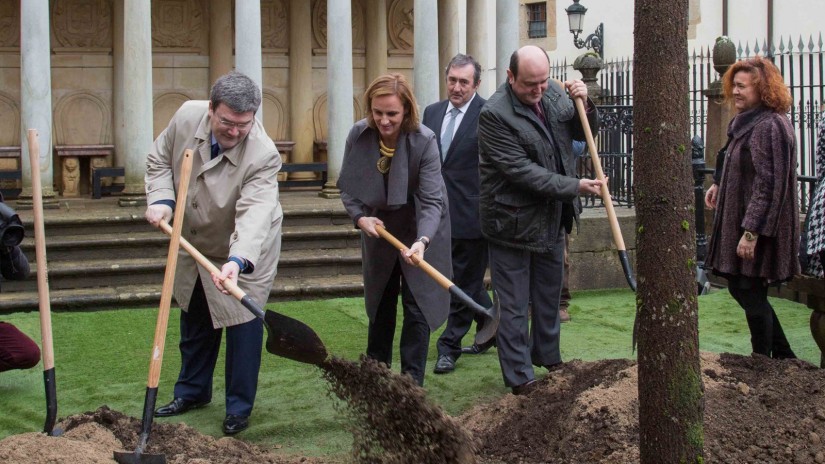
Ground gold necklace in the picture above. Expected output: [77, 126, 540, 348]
[377, 139, 395, 174]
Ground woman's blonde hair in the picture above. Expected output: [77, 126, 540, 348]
[364, 73, 420, 132]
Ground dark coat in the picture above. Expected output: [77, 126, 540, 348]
[422, 94, 486, 239]
[706, 106, 800, 282]
[337, 119, 452, 331]
[478, 80, 598, 252]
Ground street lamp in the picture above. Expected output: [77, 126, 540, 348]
[565, 0, 604, 57]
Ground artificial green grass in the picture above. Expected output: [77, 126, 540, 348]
[0, 288, 819, 459]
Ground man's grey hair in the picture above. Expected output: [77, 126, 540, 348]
[210, 71, 262, 113]
[445, 54, 482, 85]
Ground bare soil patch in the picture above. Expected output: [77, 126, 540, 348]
[0, 352, 822, 463]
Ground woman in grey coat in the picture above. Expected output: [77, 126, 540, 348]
[337, 73, 451, 386]
[705, 57, 799, 359]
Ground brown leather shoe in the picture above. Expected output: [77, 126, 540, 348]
[559, 308, 571, 323]
[511, 379, 538, 396]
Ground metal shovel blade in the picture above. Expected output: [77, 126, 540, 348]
[470, 290, 500, 346]
[113, 451, 166, 464]
[263, 309, 328, 366]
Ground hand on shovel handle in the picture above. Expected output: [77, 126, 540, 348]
[157, 220, 329, 365]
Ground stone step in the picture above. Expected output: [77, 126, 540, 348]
[0, 274, 365, 313]
[17, 224, 361, 261]
[4, 248, 364, 292]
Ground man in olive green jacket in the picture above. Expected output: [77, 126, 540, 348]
[144, 71, 283, 435]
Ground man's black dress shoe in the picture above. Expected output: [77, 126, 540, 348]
[154, 398, 210, 417]
[223, 414, 249, 435]
[433, 355, 456, 374]
[511, 379, 538, 396]
[461, 338, 496, 355]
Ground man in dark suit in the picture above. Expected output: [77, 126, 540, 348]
[423, 54, 492, 374]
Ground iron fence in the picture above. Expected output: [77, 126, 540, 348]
[551, 33, 825, 213]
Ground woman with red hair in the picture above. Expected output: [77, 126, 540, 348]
[705, 56, 800, 359]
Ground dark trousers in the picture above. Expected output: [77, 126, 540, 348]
[367, 260, 430, 386]
[560, 234, 571, 309]
[490, 227, 565, 387]
[436, 238, 492, 359]
[727, 277, 795, 359]
[0, 322, 40, 372]
[173, 277, 264, 416]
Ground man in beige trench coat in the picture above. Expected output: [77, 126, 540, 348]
[144, 71, 283, 435]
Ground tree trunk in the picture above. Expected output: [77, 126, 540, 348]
[633, 1, 705, 462]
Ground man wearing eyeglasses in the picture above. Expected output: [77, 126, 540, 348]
[144, 71, 283, 435]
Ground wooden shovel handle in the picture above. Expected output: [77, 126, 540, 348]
[27, 129, 54, 371]
[374, 225, 453, 290]
[157, 220, 249, 303]
[553, 78, 627, 252]
[147, 149, 194, 388]
[571, 96, 627, 251]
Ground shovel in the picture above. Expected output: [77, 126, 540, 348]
[157, 220, 328, 366]
[114, 148, 194, 464]
[374, 225, 500, 345]
[26, 129, 59, 436]
[558, 80, 637, 292]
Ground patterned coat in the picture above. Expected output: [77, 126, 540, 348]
[706, 106, 800, 282]
[805, 112, 825, 277]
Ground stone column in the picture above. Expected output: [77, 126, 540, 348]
[365, 0, 388, 87]
[289, 0, 314, 178]
[467, 0, 492, 96]
[438, 0, 460, 98]
[320, 0, 353, 199]
[209, 0, 233, 85]
[496, 0, 519, 86]
[236, 0, 263, 120]
[572, 53, 604, 103]
[19, 0, 57, 207]
[117, 0, 153, 206]
[414, 0, 439, 108]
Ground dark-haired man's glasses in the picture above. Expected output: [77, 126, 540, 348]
[218, 117, 253, 130]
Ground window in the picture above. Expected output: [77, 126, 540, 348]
[527, 3, 547, 39]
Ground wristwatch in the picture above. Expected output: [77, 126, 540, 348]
[743, 231, 758, 242]
[415, 236, 430, 250]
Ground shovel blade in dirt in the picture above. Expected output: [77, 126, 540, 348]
[113, 449, 166, 464]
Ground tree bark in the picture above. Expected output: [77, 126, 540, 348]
[633, 1, 705, 462]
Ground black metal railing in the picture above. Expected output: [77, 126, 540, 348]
[552, 33, 824, 212]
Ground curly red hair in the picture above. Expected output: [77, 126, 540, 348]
[722, 57, 792, 113]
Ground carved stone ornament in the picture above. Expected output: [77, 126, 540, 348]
[52, 0, 113, 49]
[152, 0, 204, 49]
[0, 1, 20, 48]
[262, 0, 289, 49]
[311, 0, 365, 50]
[388, 0, 414, 51]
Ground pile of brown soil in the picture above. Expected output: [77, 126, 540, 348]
[0, 352, 822, 463]
[462, 352, 825, 463]
[0, 406, 323, 464]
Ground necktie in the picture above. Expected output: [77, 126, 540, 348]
[440, 107, 461, 160]
[532, 102, 545, 124]
[211, 142, 220, 159]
